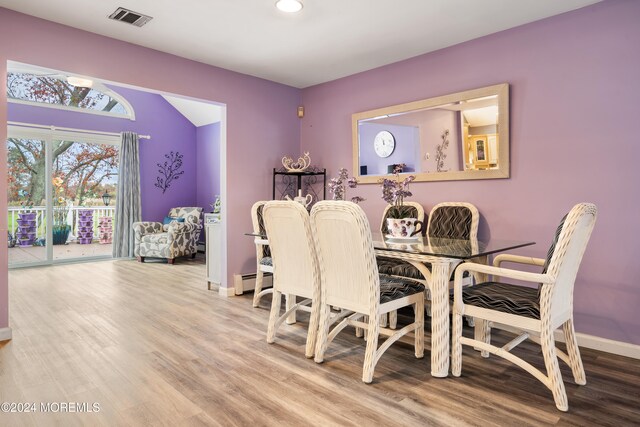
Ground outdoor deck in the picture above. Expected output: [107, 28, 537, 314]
[9, 241, 112, 265]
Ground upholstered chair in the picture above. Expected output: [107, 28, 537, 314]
[133, 207, 203, 264]
[451, 203, 597, 412]
[311, 201, 424, 383]
[250, 201, 274, 308]
[262, 201, 320, 358]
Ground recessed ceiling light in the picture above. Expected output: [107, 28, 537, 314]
[276, 0, 303, 13]
[67, 76, 93, 88]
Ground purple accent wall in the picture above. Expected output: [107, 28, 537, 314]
[0, 7, 301, 329]
[359, 123, 418, 175]
[8, 86, 198, 221]
[196, 122, 221, 212]
[301, 0, 640, 344]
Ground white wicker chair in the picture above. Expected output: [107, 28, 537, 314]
[262, 201, 320, 358]
[250, 201, 274, 308]
[311, 201, 425, 383]
[379, 202, 479, 327]
[451, 203, 597, 412]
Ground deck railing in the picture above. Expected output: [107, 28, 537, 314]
[8, 206, 116, 240]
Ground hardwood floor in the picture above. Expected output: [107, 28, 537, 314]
[2, 258, 639, 426]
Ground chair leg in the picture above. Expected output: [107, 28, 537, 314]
[541, 326, 569, 412]
[389, 310, 398, 329]
[286, 294, 297, 325]
[266, 290, 282, 344]
[475, 319, 491, 358]
[167, 258, 175, 265]
[451, 309, 463, 377]
[563, 318, 586, 385]
[137, 256, 145, 263]
[379, 313, 388, 328]
[253, 270, 264, 308]
[191, 252, 197, 259]
[314, 304, 332, 364]
[362, 315, 380, 383]
[414, 298, 424, 359]
[305, 300, 320, 359]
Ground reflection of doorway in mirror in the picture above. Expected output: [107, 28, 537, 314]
[476, 140, 486, 161]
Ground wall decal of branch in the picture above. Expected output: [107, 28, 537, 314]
[155, 151, 184, 194]
[435, 129, 450, 172]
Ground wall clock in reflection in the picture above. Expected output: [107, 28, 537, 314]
[374, 130, 395, 158]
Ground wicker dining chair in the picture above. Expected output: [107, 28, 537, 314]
[379, 202, 479, 327]
[311, 201, 425, 383]
[262, 201, 320, 358]
[376, 201, 426, 328]
[451, 203, 597, 412]
[250, 201, 274, 308]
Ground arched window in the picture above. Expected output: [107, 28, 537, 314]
[7, 72, 135, 120]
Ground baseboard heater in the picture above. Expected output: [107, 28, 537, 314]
[233, 272, 272, 296]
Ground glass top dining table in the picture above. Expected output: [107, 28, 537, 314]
[246, 230, 535, 377]
[370, 232, 534, 259]
[371, 233, 534, 377]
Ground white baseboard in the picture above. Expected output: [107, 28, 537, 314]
[555, 330, 640, 360]
[233, 273, 272, 296]
[0, 327, 12, 341]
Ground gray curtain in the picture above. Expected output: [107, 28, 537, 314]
[113, 132, 141, 258]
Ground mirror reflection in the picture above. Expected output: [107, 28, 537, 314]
[353, 84, 509, 183]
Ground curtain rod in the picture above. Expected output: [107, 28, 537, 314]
[7, 121, 151, 139]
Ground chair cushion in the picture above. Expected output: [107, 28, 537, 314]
[377, 257, 468, 281]
[379, 275, 425, 304]
[141, 232, 170, 245]
[458, 282, 540, 319]
[259, 256, 273, 267]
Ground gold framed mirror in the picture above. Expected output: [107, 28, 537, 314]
[352, 83, 509, 183]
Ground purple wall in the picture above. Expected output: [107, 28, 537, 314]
[0, 7, 301, 329]
[8, 86, 198, 221]
[301, 0, 640, 344]
[196, 122, 221, 212]
[359, 123, 418, 175]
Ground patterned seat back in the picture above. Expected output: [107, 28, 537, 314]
[380, 202, 426, 235]
[427, 203, 479, 240]
[251, 201, 271, 259]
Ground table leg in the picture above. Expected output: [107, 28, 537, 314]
[429, 261, 451, 377]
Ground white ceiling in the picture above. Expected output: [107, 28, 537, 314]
[0, 0, 600, 88]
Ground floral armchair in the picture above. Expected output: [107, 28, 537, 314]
[133, 207, 203, 264]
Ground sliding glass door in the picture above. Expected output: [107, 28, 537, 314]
[7, 127, 119, 267]
[7, 137, 48, 265]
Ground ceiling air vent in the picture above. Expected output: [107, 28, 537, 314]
[108, 7, 153, 27]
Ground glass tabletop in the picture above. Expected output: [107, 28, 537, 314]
[246, 231, 534, 260]
[371, 232, 535, 260]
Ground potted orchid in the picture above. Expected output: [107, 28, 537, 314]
[381, 164, 423, 237]
[327, 168, 365, 204]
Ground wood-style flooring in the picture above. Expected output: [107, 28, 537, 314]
[1, 258, 639, 426]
